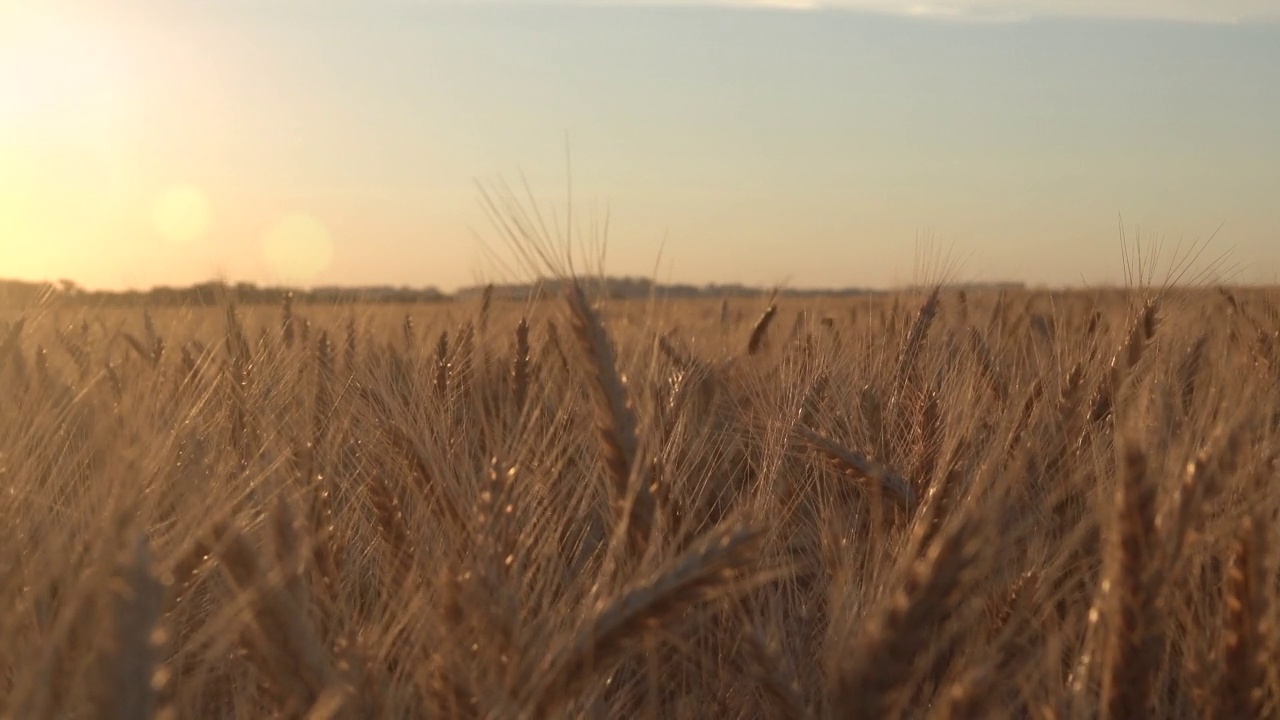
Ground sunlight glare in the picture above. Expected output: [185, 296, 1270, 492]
[152, 185, 212, 245]
[262, 213, 335, 283]
[0, 10, 130, 134]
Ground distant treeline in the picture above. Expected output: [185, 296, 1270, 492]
[0, 277, 1028, 307]
[0, 280, 450, 307]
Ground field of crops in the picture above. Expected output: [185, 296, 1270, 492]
[1, 279, 1277, 718]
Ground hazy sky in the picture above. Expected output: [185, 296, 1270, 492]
[2, 0, 1278, 291]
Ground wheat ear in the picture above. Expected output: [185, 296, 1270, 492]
[564, 280, 654, 555]
[1217, 514, 1269, 719]
[794, 424, 915, 508]
[525, 524, 766, 716]
[1099, 443, 1158, 720]
[747, 303, 778, 356]
[831, 515, 978, 720]
[512, 317, 530, 409]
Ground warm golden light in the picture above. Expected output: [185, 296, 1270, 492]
[0, 9, 129, 135]
[262, 213, 335, 283]
[0, 7, 135, 285]
[151, 185, 211, 245]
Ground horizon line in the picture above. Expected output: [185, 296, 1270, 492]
[3, 276, 1273, 300]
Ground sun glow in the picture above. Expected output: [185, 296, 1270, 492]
[0, 6, 136, 283]
[152, 185, 212, 245]
[0, 8, 132, 135]
[262, 213, 336, 284]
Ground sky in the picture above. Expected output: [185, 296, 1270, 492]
[1, 0, 1278, 292]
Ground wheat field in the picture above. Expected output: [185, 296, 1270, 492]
[1, 274, 1278, 718]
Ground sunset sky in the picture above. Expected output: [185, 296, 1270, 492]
[2, 0, 1278, 291]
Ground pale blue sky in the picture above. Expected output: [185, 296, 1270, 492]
[2, 0, 1278, 290]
